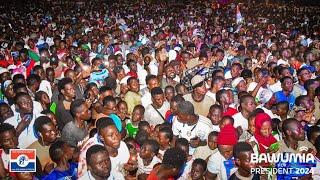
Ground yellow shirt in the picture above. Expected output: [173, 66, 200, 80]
[124, 91, 142, 114]
[27, 141, 53, 170]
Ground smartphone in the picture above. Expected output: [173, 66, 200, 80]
[11, 51, 19, 58]
[23, 114, 33, 121]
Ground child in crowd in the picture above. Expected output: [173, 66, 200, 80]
[271, 118, 282, 141]
[207, 125, 238, 179]
[157, 127, 173, 159]
[207, 104, 223, 132]
[189, 159, 207, 180]
[194, 131, 218, 160]
[147, 147, 187, 180]
[138, 121, 152, 136]
[229, 142, 260, 179]
[151, 124, 161, 140]
[219, 116, 234, 130]
[275, 101, 289, 120]
[117, 100, 130, 123]
[165, 95, 184, 123]
[137, 140, 162, 179]
[43, 140, 78, 180]
[239, 109, 264, 142]
[41, 109, 59, 133]
[126, 105, 145, 138]
[164, 85, 175, 102]
[175, 138, 193, 180]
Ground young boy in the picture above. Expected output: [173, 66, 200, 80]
[138, 121, 152, 136]
[271, 118, 281, 141]
[124, 77, 141, 115]
[165, 95, 184, 123]
[126, 105, 145, 138]
[275, 101, 289, 120]
[164, 85, 175, 102]
[238, 109, 264, 142]
[43, 140, 77, 180]
[194, 131, 218, 160]
[137, 140, 162, 179]
[157, 127, 173, 159]
[147, 147, 187, 180]
[219, 116, 234, 130]
[229, 142, 259, 180]
[190, 159, 207, 180]
[0, 123, 19, 177]
[207, 125, 238, 180]
[175, 138, 193, 180]
[207, 104, 223, 132]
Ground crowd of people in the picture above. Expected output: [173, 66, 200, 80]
[0, 0, 320, 179]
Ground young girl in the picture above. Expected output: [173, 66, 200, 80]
[189, 159, 207, 180]
[126, 105, 145, 138]
[249, 113, 277, 154]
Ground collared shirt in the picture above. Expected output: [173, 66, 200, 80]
[207, 151, 237, 180]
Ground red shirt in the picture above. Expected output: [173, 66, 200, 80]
[223, 107, 238, 117]
[147, 166, 174, 180]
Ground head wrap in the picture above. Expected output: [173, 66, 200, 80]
[217, 124, 238, 145]
[254, 113, 277, 153]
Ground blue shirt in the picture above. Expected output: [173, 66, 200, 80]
[43, 162, 78, 180]
[274, 91, 295, 110]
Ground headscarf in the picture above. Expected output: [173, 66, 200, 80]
[254, 113, 277, 153]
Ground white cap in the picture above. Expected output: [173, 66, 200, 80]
[120, 76, 130, 85]
[231, 77, 245, 88]
[0, 67, 9, 75]
[168, 49, 177, 62]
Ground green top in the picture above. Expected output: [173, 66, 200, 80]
[28, 49, 40, 62]
[126, 122, 138, 138]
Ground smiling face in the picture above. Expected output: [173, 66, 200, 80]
[40, 123, 58, 144]
[191, 163, 205, 180]
[236, 151, 256, 173]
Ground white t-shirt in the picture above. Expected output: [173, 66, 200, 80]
[148, 60, 159, 76]
[232, 112, 248, 131]
[207, 151, 237, 180]
[79, 171, 116, 180]
[11, 101, 43, 116]
[212, 124, 220, 132]
[137, 155, 161, 175]
[247, 82, 267, 96]
[110, 141, 130, 180]
[172, 115, 212, 142]
[177, 158, 193, 180]
[206, 91, 216, 103]
[144, 101, 170, 126]
[39, 80, 53, 99]
[269, 81, 282, 93]
[141, 92, 152, 108]
[4, 113, 44, 148]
